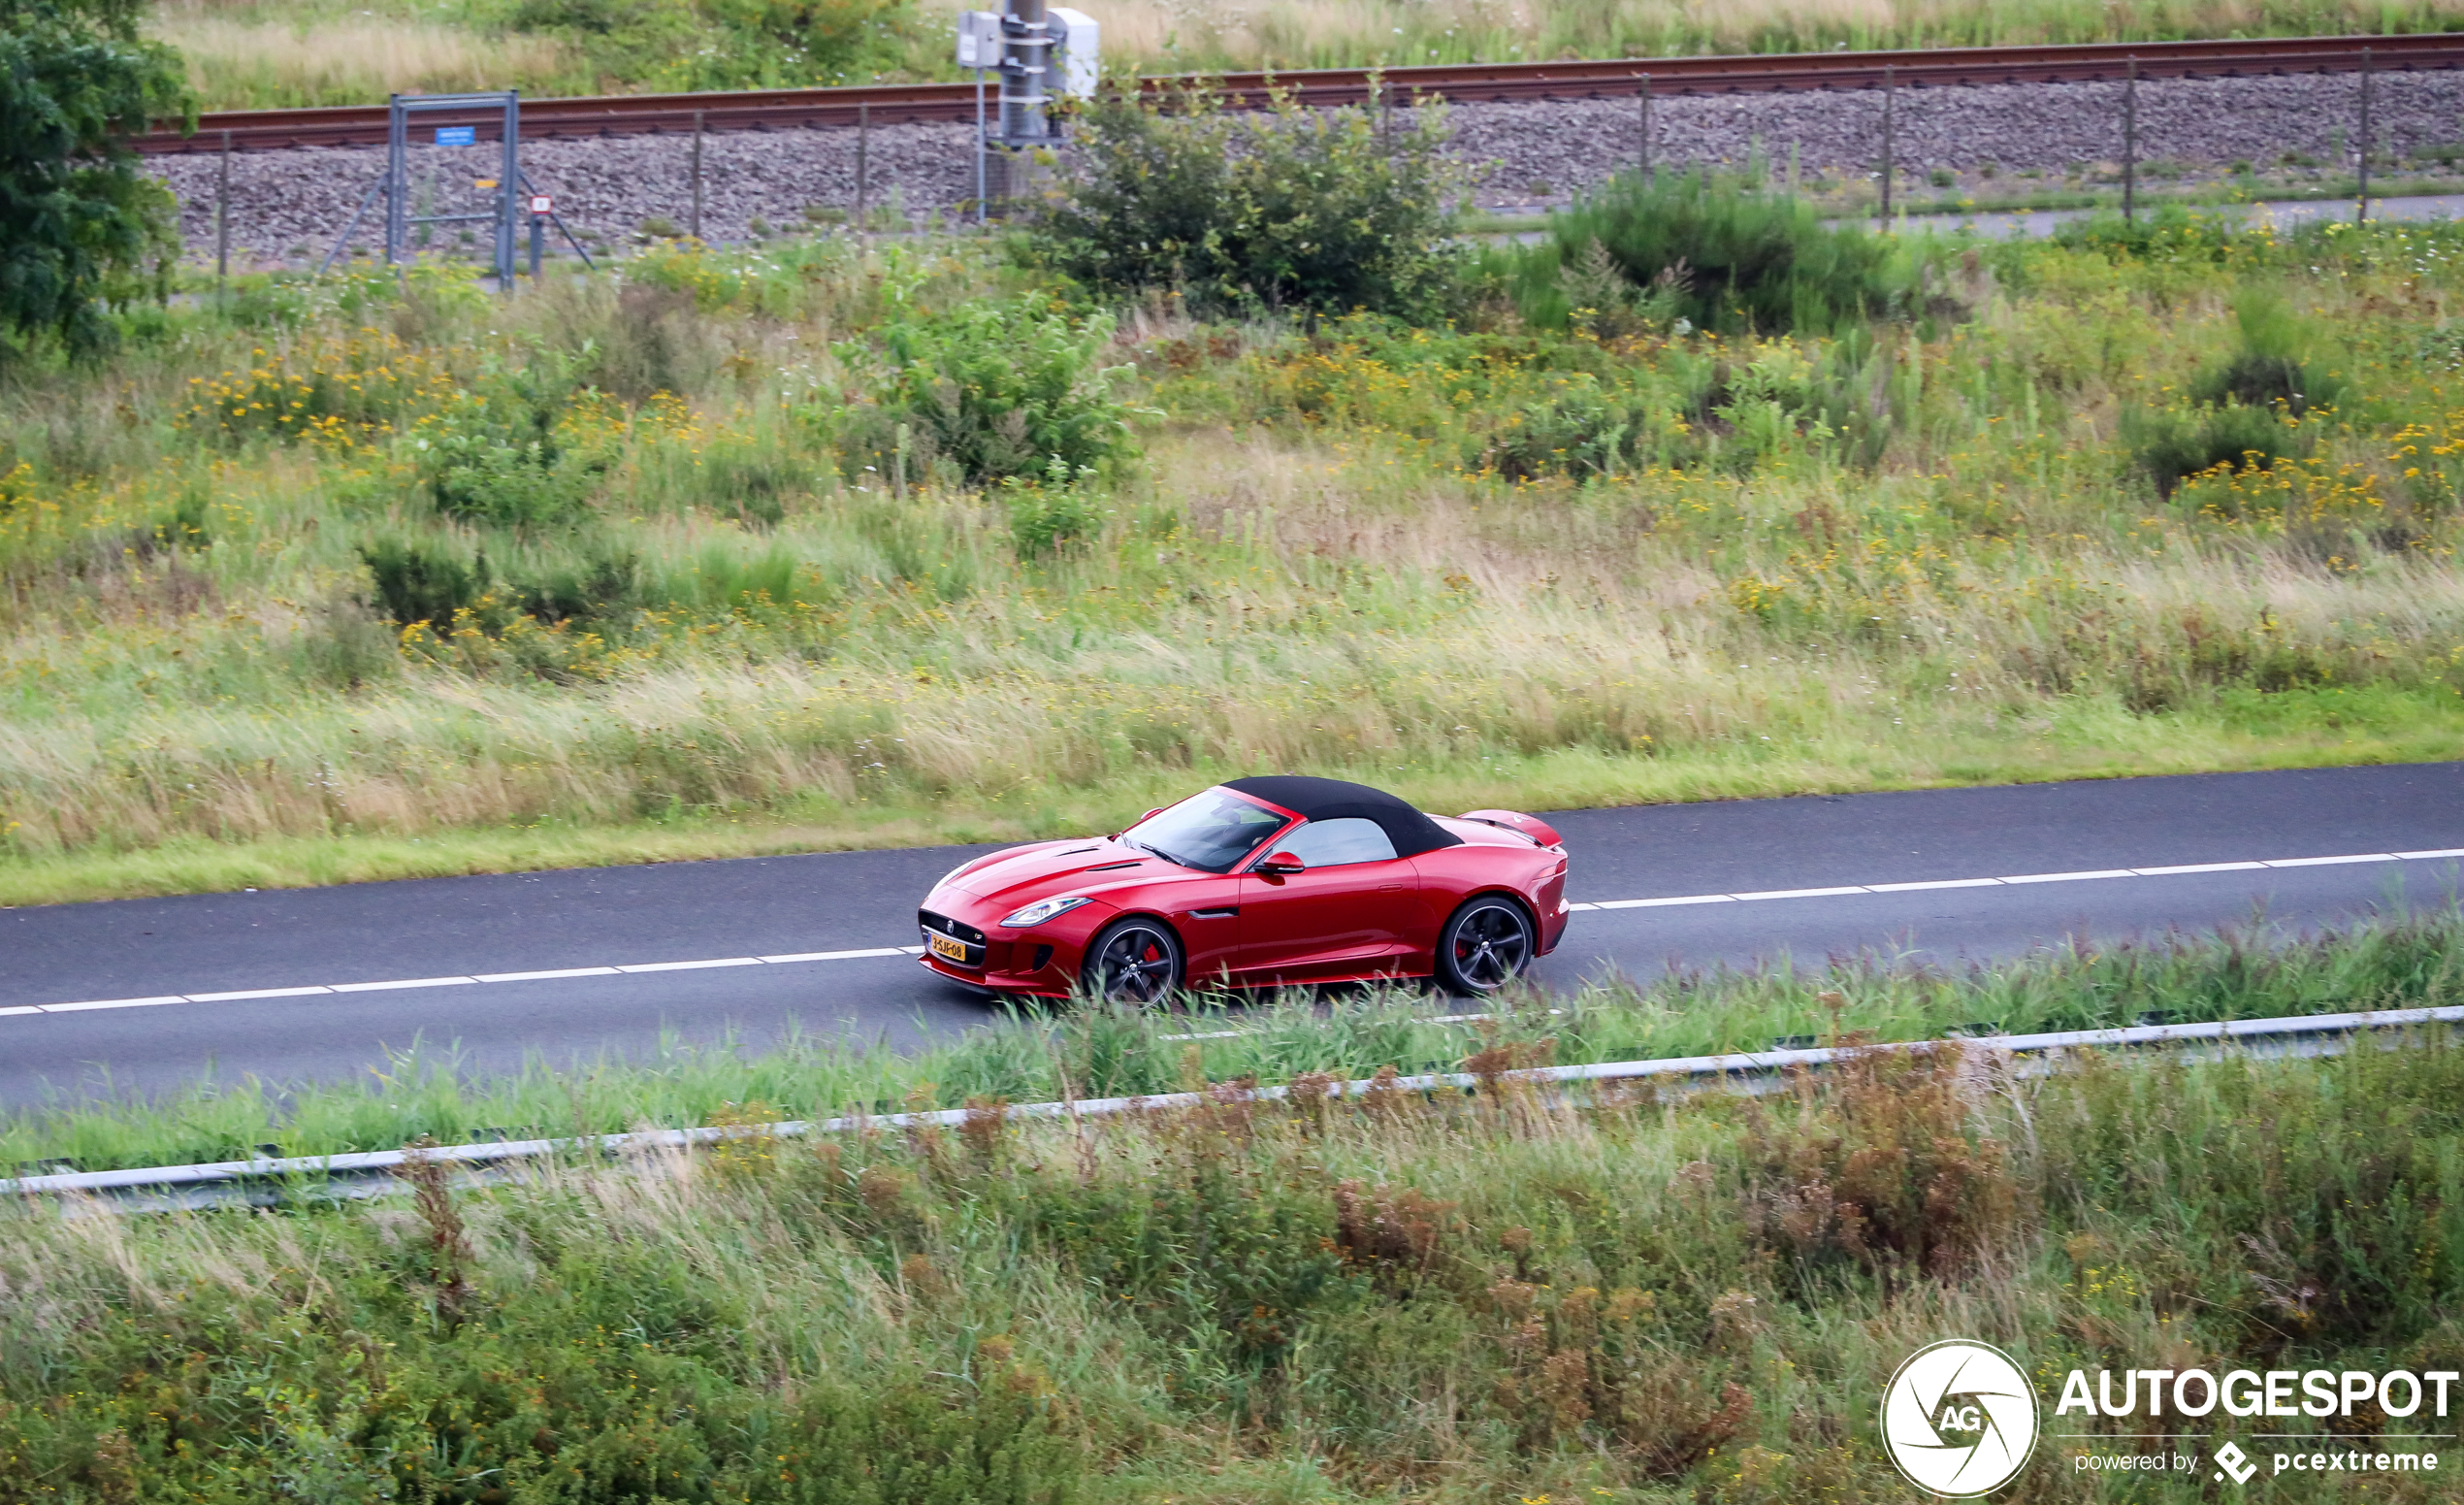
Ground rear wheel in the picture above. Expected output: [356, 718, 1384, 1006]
[1435, 896, 1535, 997]
[1083, 918, 1183, 1005]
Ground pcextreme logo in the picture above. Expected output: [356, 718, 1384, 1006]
[1881, 1340, 2041, 1498]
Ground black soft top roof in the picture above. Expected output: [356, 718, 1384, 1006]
[1221, 775, 1463, 859]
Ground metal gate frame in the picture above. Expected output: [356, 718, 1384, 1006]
[319, 91, 588, 285]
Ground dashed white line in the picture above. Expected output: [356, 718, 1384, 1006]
[7, 848, 2457, 1019]
[329, 976, 476, 993]
[1736, 885, 1869, 901]
[46, 996, 187, 1012]
[473, 966, 621, 983]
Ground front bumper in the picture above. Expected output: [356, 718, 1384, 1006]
[919, 901, 1087, 997]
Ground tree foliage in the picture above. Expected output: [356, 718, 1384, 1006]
[0, 0, 189, 356]
[1035, 81, 1463, 318]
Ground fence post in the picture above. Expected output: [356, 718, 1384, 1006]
[2123, 57, 2138, 224]
[1880, 63, 1895, 227]
[857, 101, 870, 237]
[690, 109, 704, 240]
[1638, 73, 1651, 179]
[214, 129, 232, 306]
[2357, 47, 2374, 223]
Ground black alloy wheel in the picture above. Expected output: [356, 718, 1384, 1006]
[1436, 897, 1535, 996]
[1085, 918, 1183, 1005]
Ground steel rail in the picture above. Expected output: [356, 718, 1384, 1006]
[130, 31, 2464, 154]
[7, 1001, 2457, 1211]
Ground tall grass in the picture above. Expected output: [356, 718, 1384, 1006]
[151, 0, 2464, 108]
[3, 966, 2458, 1499]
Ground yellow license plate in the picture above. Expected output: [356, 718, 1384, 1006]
[928, 932, 971, 963]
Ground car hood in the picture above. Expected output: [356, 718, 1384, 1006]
[933, 837, 1195, 913]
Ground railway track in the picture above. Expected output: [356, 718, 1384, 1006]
[135, 30, 2464, 155]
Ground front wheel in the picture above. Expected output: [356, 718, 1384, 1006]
[1082, 917, 1183, 1005]
[1435, 896, 1535, 997]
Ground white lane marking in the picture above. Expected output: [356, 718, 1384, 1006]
[329, 976, 478, 993]
[44, 996, 186, 1012]
[1565, 901, 1602, 912]
[473, 966, 622, 983]
[758, 948, 904, 964]
[1735, 885, 1870, 900]
[11, 848, 2455, 1019]
[184, 985, 335, 1002]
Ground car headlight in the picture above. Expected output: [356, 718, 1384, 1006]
[1000, 896, 1092, 929]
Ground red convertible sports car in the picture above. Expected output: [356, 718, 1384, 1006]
[917, 775, 1568, 1002]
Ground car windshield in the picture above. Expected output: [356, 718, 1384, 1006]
[1125, 789, 1290, 873]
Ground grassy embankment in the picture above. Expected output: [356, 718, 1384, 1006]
[2, 918, 2459, 1501]
[7, 201, 2464, 905]
[149, 0, 2464, 111]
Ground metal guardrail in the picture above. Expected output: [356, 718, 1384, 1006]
[130, 32, 2464, 154]
[7, 1002, 2458, 1209]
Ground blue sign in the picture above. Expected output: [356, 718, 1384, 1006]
[433, 125, 476, 147]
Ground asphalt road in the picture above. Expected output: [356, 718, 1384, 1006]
[3, 762, 2459, 1107]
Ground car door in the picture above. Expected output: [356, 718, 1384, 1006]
[1231, 818, 1419, 984]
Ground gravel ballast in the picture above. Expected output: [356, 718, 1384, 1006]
[151, 69, 2464, 267]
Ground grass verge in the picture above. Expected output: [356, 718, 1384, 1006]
[4, 926, 2459, 1500]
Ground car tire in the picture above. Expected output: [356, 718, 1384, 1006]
[1435, 896, 1536, 997]
[1083, 917, 1183, 1005]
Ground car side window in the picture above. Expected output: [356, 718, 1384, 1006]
[1274, 817, 1400, 867]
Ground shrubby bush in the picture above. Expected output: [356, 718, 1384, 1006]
[2125, 290, 2341, 498]
[1527, 171, 1910, 336]
[1035, 82, 1464, 318]
[853, 298, 1136, 485]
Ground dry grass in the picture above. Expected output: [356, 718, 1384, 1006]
[151, 3, 579, 110]
[925, 0, 2464, 75]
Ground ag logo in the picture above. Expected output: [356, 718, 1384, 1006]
[1881, 1340, 2040, 1497]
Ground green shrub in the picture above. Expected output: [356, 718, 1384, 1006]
[360, 537, 484, 628]
[2188, 289, 2343, 416]
[866, 299, 1135, 485]
[1529, 171, 1906, 336]
[1035, 82, 1465, 317]
[2122, 402, 2294, 499]
[411, 355, 607, 525]
[1002, 460, 1106, 557]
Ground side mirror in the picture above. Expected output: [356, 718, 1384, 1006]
[1256, 851, 1307, 875]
